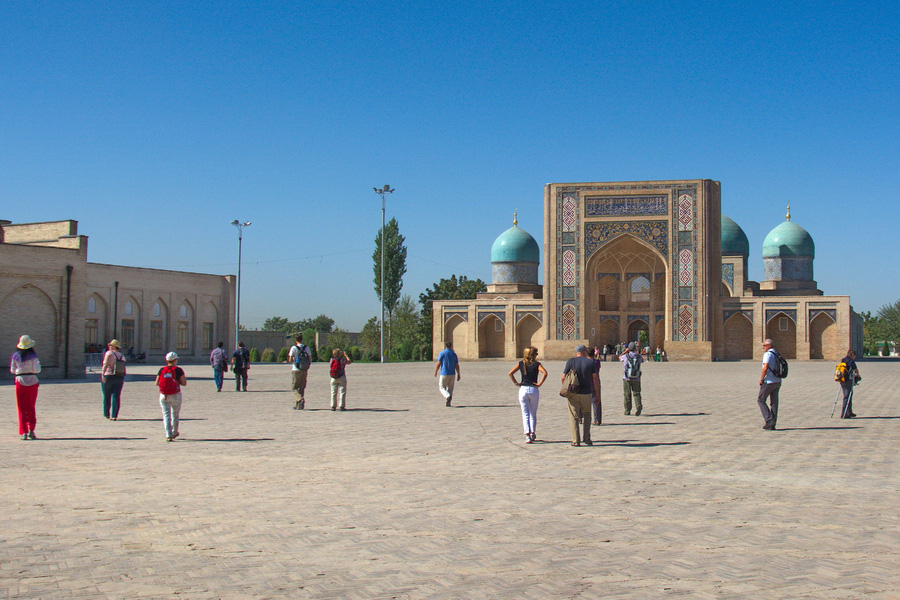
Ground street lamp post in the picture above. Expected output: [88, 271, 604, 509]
[373, 185, 393, 363]
[231, 220, 251, 348]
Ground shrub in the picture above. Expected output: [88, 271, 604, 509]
[249, 347, 261, 362]
[349, 346, 361, 361]
[261, 347, 277, 362]
[277, 347, 290, 363]
[319, 346, 331, 361]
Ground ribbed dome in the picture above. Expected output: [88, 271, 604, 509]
[490, 225, 539, 263]
[762, 220, 815, 258]
[721, 214, 750, 256]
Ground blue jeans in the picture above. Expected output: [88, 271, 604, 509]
[212, 367, 225, 391]
[102, 376, 125, 418]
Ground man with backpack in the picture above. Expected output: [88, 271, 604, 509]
[155, 351, 187, 442]
[562, 344, 601, 446]
[620, 342, 644, 416]
[836, 349, 860, 419]
[288, 334, 311, 410]
[758, 338, 784, 430]
[231, 341, 251, 392]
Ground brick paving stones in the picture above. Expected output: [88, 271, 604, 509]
[2, 359, 899, 599]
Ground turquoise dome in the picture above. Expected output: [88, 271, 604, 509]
[721, 215, 750, 256]
[762, 220, 815, 258]
[491, 225, 539, 263]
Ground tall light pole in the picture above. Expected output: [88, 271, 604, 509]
[231, 220, 251, 348]
[373, 185, 393, 363]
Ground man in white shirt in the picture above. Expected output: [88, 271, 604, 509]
[758, 339, 782, 430]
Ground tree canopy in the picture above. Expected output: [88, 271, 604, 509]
[262, 314, 334, 333]
[373, 217, 407, 321]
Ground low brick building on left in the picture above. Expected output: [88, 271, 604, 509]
[1, 219, 235, 378]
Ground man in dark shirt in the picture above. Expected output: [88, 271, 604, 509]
[839, 349, 860, 418]
[562, 344, 601, 446]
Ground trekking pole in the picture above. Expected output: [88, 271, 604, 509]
[830, 387, 842, 418]
[842, 387, 854, 419]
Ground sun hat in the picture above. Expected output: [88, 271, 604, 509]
[17, 335, 35, 350]
[165, 351, 178, 361]
[108, 339, 121, 348]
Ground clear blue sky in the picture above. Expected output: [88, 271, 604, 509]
[3, 0, 898, 330]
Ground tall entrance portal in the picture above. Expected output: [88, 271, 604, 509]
[585, 235, 667, 350]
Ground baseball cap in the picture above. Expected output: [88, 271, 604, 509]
[165, 352, 178, 361]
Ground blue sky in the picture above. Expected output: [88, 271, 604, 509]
[3, 0, 898, 330]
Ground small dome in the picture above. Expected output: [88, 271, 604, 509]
[491, 224, 539, 263]
[721, 214, 750, 256]
[763, 220, 815, 258]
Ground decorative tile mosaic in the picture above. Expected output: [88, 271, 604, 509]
[678, 304, 694, 338]
[584, 195, 667, 216]
[597, 273, 621, 281]
[478, 311, 506, 324]
[679, 248, 694, 286]
[562, 304, 577, 339]
[562, 249, 576, 285]
[723, 308, 754, 323]
[516, 310, 543, 324]
[562, 232, 575, 244]
[562, 195, 577, 232]
[722, 263, 735, 291]
[628, 315, 650, 324]
[765, 309, 797, 324]
[585, 221, 668, 258]
[678, 194, 694, 231]
[599, 315, 620, 324]
[655, 315, 665, 324]
[443, 311, 468, 323]
[562, 286, 576, 300]
[809, 309, 836, 322]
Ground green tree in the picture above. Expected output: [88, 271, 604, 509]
[359, 316, 381, 361]
[262, 316, 292, 332]
[327, 327, 352, 353]
[249, 347, 261, 362]
[876, 299, 900, 344]
[391, 295, 424, 361]
[297, 314, 335, 333]
[373, 217, 407, 356]
[277, 347, 290, 363]
[261, 347, 277, 362]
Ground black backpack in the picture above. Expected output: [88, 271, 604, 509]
[769, 350, 789, 378]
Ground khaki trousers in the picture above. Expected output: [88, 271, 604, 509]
[567, 393, 593, 444]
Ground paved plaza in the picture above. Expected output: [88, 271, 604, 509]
[2, 359, 899, 599]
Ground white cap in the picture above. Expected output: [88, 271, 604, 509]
[165, 352, 178, 361]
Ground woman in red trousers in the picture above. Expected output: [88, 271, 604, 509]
[10, 334, 41, 440]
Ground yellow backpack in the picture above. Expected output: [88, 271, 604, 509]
[834, 361, 850, 382]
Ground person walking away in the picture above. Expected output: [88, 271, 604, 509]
[329, 348, 352, 411]
[434, 341, 461, 407]
[562, 344, 600, 446]
[288, 334, 312, 409]
[231, 341, 250, 391]
[156, 352, 187, 442]
[758, 339, 782, 430]
[621, 342, 644, 416]
[589, 348, 603, 425]
[508, 346, 548, 443]
[10, 335, 41, 440]
[837, 349, 860, 419]
[101, 339, 126, 420]
[210, 341, 228, 392]
[655, 346, 662, 362]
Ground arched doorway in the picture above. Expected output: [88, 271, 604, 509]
[723, 313, 753, 360]
[585, 234, 667, 349]
[516, 314, 542, 353]
[766, 312, 797, 359]
[809, 312, 836, 360]
[478, 315, 505, 358]
[444, 314, 468, 355]
[628, 319, 649, 346]
[0, 284, 59, 367]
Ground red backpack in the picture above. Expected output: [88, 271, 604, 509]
[330, 358, 345, 379]
[158, 365, 180, 395]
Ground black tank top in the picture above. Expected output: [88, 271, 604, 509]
[519, 361, 540, 386]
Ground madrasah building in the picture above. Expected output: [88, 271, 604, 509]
[1, 219, 235, 379]
[432, 179, 863, 361]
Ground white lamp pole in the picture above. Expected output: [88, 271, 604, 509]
[231, 220, 251, 348]
[373, 185, 393, 363]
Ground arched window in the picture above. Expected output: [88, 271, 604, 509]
[630, 276, 650, 305]
[125, 301, 133, 315]
[153, 303, 161, 317]
[180, 305, 187, 318]
[88, 297, 96, 313]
